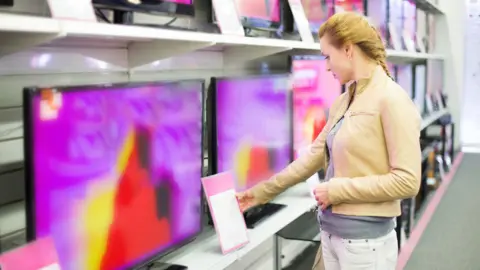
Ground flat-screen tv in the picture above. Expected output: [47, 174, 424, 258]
[297, 0, 335, 33]
[403, 0, 417, 50]
[366, 0, 388, 44]
[290, 55, 341, 159]
[414, 64, 427, 116]
[334, 0, 365, 14]
[208, 74, 292, 228]
[23, 81, 205, 270]
[397, 64, 413, 98]
[387, 62, 397, 81]
[211, 0, 283, 31]
[388, 0, 404, 49]
[92, 0, 195, 17]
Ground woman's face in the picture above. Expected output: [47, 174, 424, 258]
[319, 35, 354, 84]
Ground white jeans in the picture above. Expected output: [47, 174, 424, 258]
[320, 230, 398, 270]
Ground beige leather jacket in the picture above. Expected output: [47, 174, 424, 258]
[251, 65, 422, 217]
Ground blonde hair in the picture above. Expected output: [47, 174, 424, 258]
[318, 12, 392, 79]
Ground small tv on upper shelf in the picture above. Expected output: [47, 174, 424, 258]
[92, 0, 195, 17]
[284, 0, 335, 34]
[209, 0, 285, 32]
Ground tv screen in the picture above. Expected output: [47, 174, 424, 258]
[334, 0, 364, 14]
[416, 8, 427, 50]
[300, 0, 335, 32]
[387, 62, 396, 80]
[414, 64, 426, 114]
[92, 0, 195, 17]
[291, 56, 341, 158]
[232, 0, 282, 30]
[427, 59, 444, 95]
[214, 75, 292, 192]
[388, 0, 404, 49]
[403, 0, 416, 48]
[397, 64, 413, 98]
[23, 81, 204, 270]
[366, 0, 388, 44]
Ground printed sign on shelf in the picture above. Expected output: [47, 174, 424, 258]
[47, 0, 96, 21]
[211, 0, 245, 36]
[202, 172, 249, 254]
[0, 237, 59, 270]
[288, 0, 315, 43]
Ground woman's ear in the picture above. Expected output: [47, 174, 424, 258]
[344, 43, 353, 60]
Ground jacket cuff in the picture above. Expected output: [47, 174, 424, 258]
[250, 182, 271, 205]
[328, 178, 347, 205]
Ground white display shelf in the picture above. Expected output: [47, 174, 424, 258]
[421, 108, 449, 130]
[386, 49, 444, 63]
[162, 183, 316, 270]
[0, 14, 62, 58]
[0, 13, 446, 69]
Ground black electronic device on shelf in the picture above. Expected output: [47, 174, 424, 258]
[207, 0, 288, 35]
[92, 0, 195, 27]
[0, 0, 13, 6]
[23, 80, 206, 270]
[207, 74, 293, 229]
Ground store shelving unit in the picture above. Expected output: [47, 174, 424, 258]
[0, 13, 445, 69]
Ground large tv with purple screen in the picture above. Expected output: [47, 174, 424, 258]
[23, 80, 204, 270]
[207, 74, 292, 228]
[92, 0, 195, 17]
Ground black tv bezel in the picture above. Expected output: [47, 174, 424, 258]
[283, 0, 336, 34]
[207, 0, 287, 32]
[91, 0, 195, 17]
[207, 73, 294, 184]
[23, 79, 206, 270]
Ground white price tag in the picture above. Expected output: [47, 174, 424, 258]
[288, 0, 315, 43]
[212, 0, 245, 36]
[47, 0, 96, 21]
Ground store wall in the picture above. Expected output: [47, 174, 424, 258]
[436, 0, 467, 150]
[460, 0, 480, 150]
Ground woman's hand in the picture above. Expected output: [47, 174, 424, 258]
[236, 189, 261, 212]
[314, 183, 331, 210]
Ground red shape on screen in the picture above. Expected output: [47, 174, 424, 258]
[100, 129, 171, 270]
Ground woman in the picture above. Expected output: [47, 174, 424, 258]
[236, 12, 421, 270]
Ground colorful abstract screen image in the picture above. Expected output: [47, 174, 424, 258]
[299, 0, 334, 32]
[334, 0, 364, 14]
[26, 81, 204, 270]
[236, 0, 281, 22]
[291, 56, 341, 158]
[215, 75, 292, 192]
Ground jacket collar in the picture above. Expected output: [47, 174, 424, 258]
[347, 65, 386, 96]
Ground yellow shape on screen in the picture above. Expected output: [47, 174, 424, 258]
[234, 140, 251, 189]
[84, 131, 134, 269]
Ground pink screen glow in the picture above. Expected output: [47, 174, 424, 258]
[236, 0, 281, 22]
[165, 0, 192, 3]
[334, 0, 364, 14]
[302, 0, 333, 23]
[292, 59, 341, 158]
